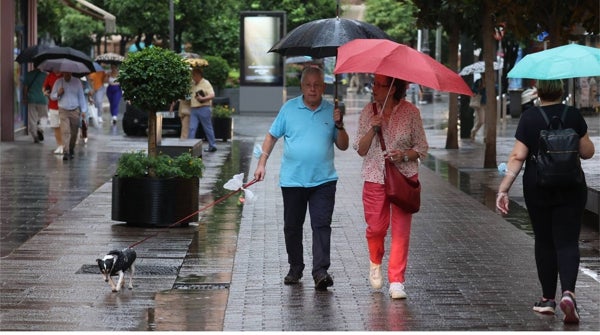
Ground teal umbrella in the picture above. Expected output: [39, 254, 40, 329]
[507, 44, 600, 79]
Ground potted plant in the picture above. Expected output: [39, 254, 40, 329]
[112, 151, 204, 227]
[211, 103, 234, 141]
[195, 100, 234, 141]
[112, 47, 200, 227]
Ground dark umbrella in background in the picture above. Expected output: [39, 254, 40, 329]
[268, 0, 390, 114]
[15, 44, 51, 63]
[33, 46, 96, 73]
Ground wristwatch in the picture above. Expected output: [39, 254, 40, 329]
[403, 154, 409, 162]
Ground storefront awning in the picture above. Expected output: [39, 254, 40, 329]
[61, 0, 116, 33]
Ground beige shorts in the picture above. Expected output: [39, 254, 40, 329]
[48, 109, 60, 128]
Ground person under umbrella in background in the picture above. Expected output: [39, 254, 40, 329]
[88, 67, 107, 124]
[353, 74, 428, 299]
[50, 72, 88, 161]
[43, 68, 63, 154]
[253, 67, 349, 291]
[23, 67, 48, 143]
[106, 64, 122, 125]
[470, 73, 487, 141]
[188, 66, 217, 151]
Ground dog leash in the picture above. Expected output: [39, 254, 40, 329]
[128, 178, 259, 249]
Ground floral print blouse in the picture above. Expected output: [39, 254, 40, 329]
[352, 100, 429, 184]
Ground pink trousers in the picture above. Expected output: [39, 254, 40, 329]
[362, 181, 413, 283]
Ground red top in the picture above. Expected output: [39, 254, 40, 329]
[42, 72, 62, 110]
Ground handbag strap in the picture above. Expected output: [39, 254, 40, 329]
[372, 102, 388, 151]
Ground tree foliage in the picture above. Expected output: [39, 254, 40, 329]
[59, 13, 103, 52]
[365, 0, 418, 44]
[203, 55, 231, 93]
[118, 47, 191, 112]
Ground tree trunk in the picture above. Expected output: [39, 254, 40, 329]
[482, 0, 497, 169]
[445, 24, 460, 149]
[147, 111, 162, 178]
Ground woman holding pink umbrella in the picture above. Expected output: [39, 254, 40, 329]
[353, 74, 428, 299]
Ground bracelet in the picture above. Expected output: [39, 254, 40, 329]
[505, 169, 518, 177]
[497, 191, 508, 197]
[261, 152, 270, 158]
[335, 123, 344, 130]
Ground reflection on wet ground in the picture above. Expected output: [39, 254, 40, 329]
[136, 141, 253, 331]
[422, 155, 600, 275]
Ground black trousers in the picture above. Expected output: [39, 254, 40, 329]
[525, 190, 586, 299]
[281, 181, 336, 278]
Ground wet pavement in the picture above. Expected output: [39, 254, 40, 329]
[0, 93, 598, 331]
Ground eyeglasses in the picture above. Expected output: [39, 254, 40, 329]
[302, 83, 323, 90]
[372, 82, 391, 88]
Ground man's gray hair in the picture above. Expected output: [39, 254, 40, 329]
[301, 66, 324, 83]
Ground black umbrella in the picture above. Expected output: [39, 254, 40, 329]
[15, 44, 51, 63]
[32, 46, 95, 73]
[269, 17, 390, 58]
[269, 9, 390, 112]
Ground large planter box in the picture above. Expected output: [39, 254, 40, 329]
[112, 176, 199, 227]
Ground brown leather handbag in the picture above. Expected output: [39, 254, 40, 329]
[372, 103, 421, 213]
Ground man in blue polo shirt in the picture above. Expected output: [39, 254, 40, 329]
[254, 67, 349, 291]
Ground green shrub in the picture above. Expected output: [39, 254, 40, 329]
[118, 47, 191, 112]
[116, 151, 204, 179]
[203, 55, 230, 91]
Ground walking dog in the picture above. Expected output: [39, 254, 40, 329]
[96, 248, 136, 292]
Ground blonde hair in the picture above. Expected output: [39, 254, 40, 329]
[537, 79, 564, 101]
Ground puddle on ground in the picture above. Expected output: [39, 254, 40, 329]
[422, 155, 599, 274]
[139, 140, 253, 331]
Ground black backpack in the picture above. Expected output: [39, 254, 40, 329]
[532, 106, 583, 188]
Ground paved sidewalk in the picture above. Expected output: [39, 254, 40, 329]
[224, 109, 599, 331]
[0, 94, 598, 331]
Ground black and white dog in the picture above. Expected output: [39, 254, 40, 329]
[96, 248, 136, 292]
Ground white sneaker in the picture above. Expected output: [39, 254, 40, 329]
[54, 146, 64, 155]
[389, 282, 407, 299]
[369, 261, 383, 289]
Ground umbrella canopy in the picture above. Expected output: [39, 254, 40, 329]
[507, 44, 600, 79]
[285, 55, 313, 64]
[269, 17, 390, 58]
[33, 46, 95, 73]
[95, 52, 125, 65]
[37, 58, 97, 74]
[15, 44, 51, 63]
[185, 58, 209, 68]
[459, 60, 502, 76]
[334, 39, 473, 96]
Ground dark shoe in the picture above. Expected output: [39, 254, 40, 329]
[533, 299, 556, 314]
[284, 269, 303, 285]
[314, 272, 333, 291]
[204, 146, 217, 152]
[37, 130, 44, 141]
[63, 153, 69, 161]
[559, 291, 580, 324]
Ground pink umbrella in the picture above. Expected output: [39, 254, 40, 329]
[334, 39, 473, 96]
